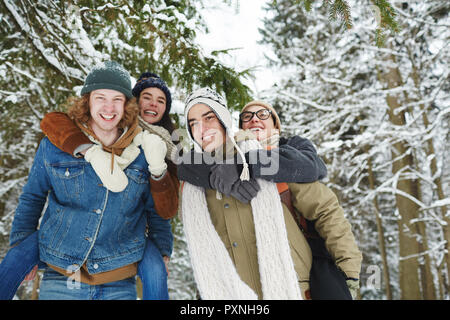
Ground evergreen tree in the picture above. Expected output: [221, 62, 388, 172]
[272, 0, 400, 46]
[260, 0, 449, 299]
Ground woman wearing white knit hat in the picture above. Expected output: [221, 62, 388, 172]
[178, 88, 362, 300]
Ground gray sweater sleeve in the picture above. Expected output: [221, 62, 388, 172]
[177, 136, 327, 187]
[176, 150, 213, 189]
[247, 136, 327, 183]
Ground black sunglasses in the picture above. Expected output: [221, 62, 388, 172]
[239, 109, 272, 122]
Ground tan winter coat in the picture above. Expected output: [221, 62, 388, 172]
[203, 181, 362, 299]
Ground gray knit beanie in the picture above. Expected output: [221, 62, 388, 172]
[80, 61, 132, 98]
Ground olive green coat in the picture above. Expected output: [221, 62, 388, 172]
[204, 181, 362, 299]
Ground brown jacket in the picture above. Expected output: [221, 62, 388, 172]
[40, 112, 179, 219]
[201, 181, 362, 299]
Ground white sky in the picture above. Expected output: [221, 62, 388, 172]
[171, 1, 278, 116]
[196, 0, 278, 96]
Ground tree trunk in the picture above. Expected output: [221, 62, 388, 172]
[137, 277, 143, 300]
[31, 272, 40, 300]
[367, 157, 392, 299]
[410, 62, 450, 297]
[377, 51, 436, 299]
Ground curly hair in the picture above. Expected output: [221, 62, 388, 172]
[66, 93, 139, 129]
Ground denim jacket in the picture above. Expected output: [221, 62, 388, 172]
[10, 137, 173, 275]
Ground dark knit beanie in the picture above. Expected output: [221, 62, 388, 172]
[132, 72, 172, 112]
[80, 61, 132, 98]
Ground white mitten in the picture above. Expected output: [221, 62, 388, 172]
[141, 131, 168, 177]
[84, 145, 128, 192]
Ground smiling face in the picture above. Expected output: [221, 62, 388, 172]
[187, 103, 226, 152]
[139, 87, 166, 124]
[88, 89, 125, 145]
[240, 105, 276, 141]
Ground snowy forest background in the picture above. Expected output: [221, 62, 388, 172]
[0, 0, 448, 300]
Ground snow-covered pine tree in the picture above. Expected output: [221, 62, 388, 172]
[273, 0, 400, 46]
[259, 0, 449, 299]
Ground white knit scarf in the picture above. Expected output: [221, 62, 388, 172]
[84, 128, 167, 193]
[181, 138, 302, 300]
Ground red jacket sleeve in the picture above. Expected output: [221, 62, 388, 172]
[150, 162, 179, 219]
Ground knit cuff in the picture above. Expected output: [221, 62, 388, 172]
[74, 144, 94, 158]
[62, 131, 93, 156]
[151, 169, 167, 181]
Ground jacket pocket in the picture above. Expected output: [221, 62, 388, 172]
[48, 161, 85, 207]
[39, 202, 70, 250]
[51, 162, 84, 179]
[126, 166, 149, 184]
[123, 166, 149, 201]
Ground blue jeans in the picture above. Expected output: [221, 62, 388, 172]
[138, 238, 169, 300]
[0, 231, 42, 300]
[39, 268, 137, 300]
[0, 232, 168, 300]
